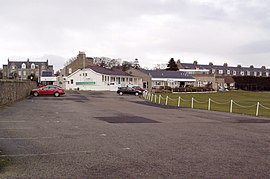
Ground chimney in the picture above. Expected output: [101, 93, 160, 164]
[209, 62, 213, 66]
[223, 63, 228, 67]
[193, 60, 198, 65]
[261, 66, 266, 69]
[250, 65, 254, 68]
[237, 64, 241, 68]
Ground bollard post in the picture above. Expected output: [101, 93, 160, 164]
[256, 102, 260, 116]
[159, 95, 161, 104]
[165, 96, 168, 105]
[177, 96, 181, 107]
[155, 94, 157, 103]
[191, 97, 194, 109]
[208, 98, 211, 111]
[230, 99, 233, 113]
[151, 94, 154, 102]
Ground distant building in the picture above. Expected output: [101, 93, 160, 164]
[63, 66, 142, 91]
[126, 68, 195, 91]
[63, 51, 94, 76]
[2, 58, 54, 81]
[177, 60, 270, 90]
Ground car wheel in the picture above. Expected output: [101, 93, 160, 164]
[54, 92, 60, 97]
[119, 92, 123, 95]
[135, 92, 139, 96]
[33, 92, 39, 97]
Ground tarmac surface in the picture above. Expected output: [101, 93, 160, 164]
[0, 91, 270, 178]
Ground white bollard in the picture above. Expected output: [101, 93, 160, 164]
[155, 94, 157, 103]
[208, 98, 211, 111]
[230, 99, 233, 113]
[191, 97, 194, 109]
[159, 95, 161, 104]
[177, 96, 181, 107]
[151, 94, 154, 102]
[256, 102, 260, 116]
[165, 96, 168, 105]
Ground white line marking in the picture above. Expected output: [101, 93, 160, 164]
[0, 151, 92, 157]
[100, 134, 106, 136]
[123, 148, 130, 150]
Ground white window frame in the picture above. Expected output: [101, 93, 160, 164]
[31, 63, 35, 69]
[218, 70, 223, 74]
[23, 71, 26, 76]
[240, 71, 245, 76]
[259, 71, 262, 76]
[233, 71, 236, 75]
[247, 71, 250, 76]
[254, 71, 257, 76]
[227, 70, 230, 75]
[21, 63, 26, 69]
[18, 71, 21, 76]
[266, 72, 269, 77]
[68, 68, 72, 74]
[212, 69, 215, 74]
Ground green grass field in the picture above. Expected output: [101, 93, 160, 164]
[145, 91, 270, 118]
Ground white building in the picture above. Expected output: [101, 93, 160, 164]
[63, 66, 143, 91]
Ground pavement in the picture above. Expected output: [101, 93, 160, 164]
[0, 90, 270, 178]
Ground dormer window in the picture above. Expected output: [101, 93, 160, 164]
[21, 63, 26, 69]
[31, 63, 35, 69]
[11, 65, 16, 70]
[240, 71, 245, 76]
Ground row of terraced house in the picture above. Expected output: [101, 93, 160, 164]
[1, 52, 270, 91]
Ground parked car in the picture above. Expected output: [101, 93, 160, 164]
[117, 87, 142, 96]
[31, 85, 65, 97]
[132, 86, 145, 93]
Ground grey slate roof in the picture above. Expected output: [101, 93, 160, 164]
[8, 60, 48, 69]
[141, 69, 194, 79]
[89, 66, 131, 76]
[181, 63, 270, 72]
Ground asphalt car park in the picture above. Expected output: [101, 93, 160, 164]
[1, 91, 270, 178]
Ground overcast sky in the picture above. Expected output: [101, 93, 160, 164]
[1, 0, 270, 70]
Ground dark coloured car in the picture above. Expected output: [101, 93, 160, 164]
[132, 86, 145, 93]
[117, 87, 142, 96]
[31, 85, 65, 97]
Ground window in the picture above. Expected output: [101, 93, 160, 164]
[85, 73, 87, 76]
[21, 63, 26, 69]
[254, 71, 257, 76]
[212, 69, 215, 74]
[247, 71, 250, 76]
[18, 71, 21, 76]
[129, 78, 133, 82]
[23, 71, 26, 76]
[31, 63, 35, 69]
[156, 81, 161, 86]
[71, 79, 73, 84]
[11, 65, 15, 70]
[240, 71, 245, 76]
[218, 70, 223, 74]
[233, 71, 236, 75]
[259, 71, 262, 76]
[227, 70, 230, 75]
[122, 78, 125, 82]
[68, 68, 72, 74]
[102, 75, 104, 82]
[266, 72, 269, 77]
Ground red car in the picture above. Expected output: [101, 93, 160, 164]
[31, 85, 65, 97]
[132, 86, 145, 93]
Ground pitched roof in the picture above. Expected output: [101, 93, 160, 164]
[88, 66, 131, 76]
[141, 69, 194, 79]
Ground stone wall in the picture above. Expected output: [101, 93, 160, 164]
[0, 80, 37, 106]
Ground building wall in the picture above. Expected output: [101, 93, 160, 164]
[126, 69, 152, 90]
[0, 80, 37, 106]
[64, 52, 94, 76]
[2, 59, 53, 81]
[192, 75, 216, 89]
[64, 69, 142, 91]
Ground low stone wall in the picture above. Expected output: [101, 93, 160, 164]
[0, 80, 37, 106]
